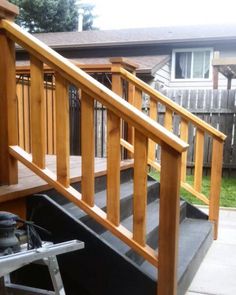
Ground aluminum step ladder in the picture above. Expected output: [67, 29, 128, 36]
[0, 240, 84, 295]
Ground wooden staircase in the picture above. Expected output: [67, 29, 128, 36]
[15, 168, 213, 295]
[0, 1, 226, 295]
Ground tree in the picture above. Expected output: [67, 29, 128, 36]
[9, 0, 97, 33]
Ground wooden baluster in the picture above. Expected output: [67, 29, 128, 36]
[133, 130, 148, 246]
[107, 110, 121, 225]
[55, 73, 69, 187]
[23, 80, 30, 153]
[30, 55, 45, 169]
[149, 97, 158, 161]
[46, 82, 54, 155]
[0, 33, 18, 184]
[164, 108, 173, 131]
[209, 138, 224, 239]
[107, 71, 122, 225]
[52, 75, 56, 154]
[158, 144, 181, 295]
[81, 91, 94, 206]
[134, 88, 142, 110]
[194, 128, 204, 192]
[127, 81, 135, 158]
[180, 118, 188, 182]
[17, 83, 24, 149]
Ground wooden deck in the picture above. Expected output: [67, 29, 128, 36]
[0, 156, 133, 203]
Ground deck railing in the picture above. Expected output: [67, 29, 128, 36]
[0, 2, 189, 294]
[109, 58, 226, 240]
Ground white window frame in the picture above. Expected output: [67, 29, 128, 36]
[171, 48, 213, 82]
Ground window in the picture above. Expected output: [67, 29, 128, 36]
[172, 49, 212, 80]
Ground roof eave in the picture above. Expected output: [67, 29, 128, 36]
[15, 35, 236, 52]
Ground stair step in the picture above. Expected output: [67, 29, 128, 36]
[101, 199, 186, 265]
[63, 179, 159, 230]
[139, 218, 213, 281]
[28, 194, 213, 295]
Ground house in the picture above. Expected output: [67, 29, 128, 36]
[16, 24, 236, 90]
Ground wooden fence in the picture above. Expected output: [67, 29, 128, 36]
[160, 89, 236, 176]
[16, 76, 236, 176]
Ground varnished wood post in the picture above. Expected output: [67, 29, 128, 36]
[110, 58, 138, 159]
[148, 97, 158, 161]
[0, 32, 18, 185]
[55, 73, 70, 187]
[106, 67, 122, 225]
[30, 55, 45, 168]
[81, 91, 94, 206]
[133, 130, 148, 245]
[209, 138, 224, 239]
[164, 108, 173, 131]
[180, 118, 188, 181]
[194, 129, 204, 192]
[158, 144, 182, 295]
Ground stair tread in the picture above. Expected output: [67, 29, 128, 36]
[101, 199, 161, 257]
[101, 199, 186, 257]
[63, 179, 157, 220]
[139, 218, 213, 280]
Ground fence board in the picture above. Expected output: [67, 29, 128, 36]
[165, 89, 236, 176]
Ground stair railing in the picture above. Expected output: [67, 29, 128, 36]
[0, 3, 188, 294]
[109, 58, 226, 240]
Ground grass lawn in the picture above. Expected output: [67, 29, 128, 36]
[149, 171, 236, 208]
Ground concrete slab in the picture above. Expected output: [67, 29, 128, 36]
[187, 209, 236, 295]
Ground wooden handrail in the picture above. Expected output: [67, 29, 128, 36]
[118, 67, 226, 141]
[0, 19, 188, 154]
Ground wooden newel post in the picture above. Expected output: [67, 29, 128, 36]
[158, 144, 182, 295]
[209, 138, 224, 240]
[110, 57, 138, 158]
[0, 1, 19, 185]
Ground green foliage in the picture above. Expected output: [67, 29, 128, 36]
[9, 0, 97, 33]
[149, 170, 236, 208]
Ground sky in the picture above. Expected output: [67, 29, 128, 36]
[88, 0, 236, 30]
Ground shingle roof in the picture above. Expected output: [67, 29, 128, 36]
[32, 24, 236, 49]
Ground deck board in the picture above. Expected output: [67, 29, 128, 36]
[0, 156, 133, 203]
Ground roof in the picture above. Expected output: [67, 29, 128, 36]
[31, 24, 236, 49]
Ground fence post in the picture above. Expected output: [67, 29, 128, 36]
[212, 51, 220, 90]
[0, 1, 19, 185]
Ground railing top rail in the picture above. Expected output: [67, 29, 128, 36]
[118, 67, 227, 141]
[0, 19, 188, 153]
